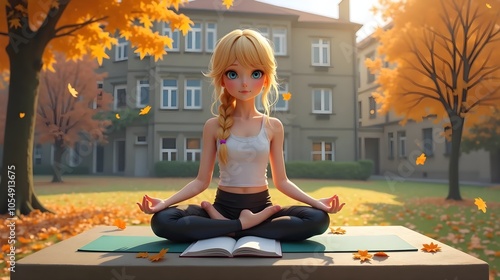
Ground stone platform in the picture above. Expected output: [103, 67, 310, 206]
[12, 225, 489, 280]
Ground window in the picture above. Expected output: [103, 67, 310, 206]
[92, 81, 104, 109]
[161, 79, 178, 109]
[369, 96, 377, 119]
[311, 38, 330, 66]
[388, 132, 394, 159]
[34, 144, 42, 165]
[358, 101, 362, 120]
[366, 51, 375, 84]
[205, 23, 217, 53]
[115, 37, 128, 61]
[275, 83, 289, 111]
[162, 23, 180, 51]
[186, 138, 202, 161]
[397, 131, 407, 158]
[272, 27, 287, 56]
[422, 128, 434, 156]
[184, 79, 202, 109]
[114, 84, 127, 110]
[312, 88, 332, 114]
[312, 141, 334, 161]
[136, 80, 149, 108]
[257, 26, 269, 39]
[185, 23, 202, 52]
[136, 136, 147, 145]
[68, 143, 82, 167]
[161, 138, 177, 161]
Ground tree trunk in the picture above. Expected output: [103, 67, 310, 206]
[446, 114, 464, 201]
[51, 139, 65, 183]
[0, 44, 52, 215]
[491, 149, 500, 183]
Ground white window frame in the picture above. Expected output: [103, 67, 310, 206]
[113, 84, 127, 110]
[311, 38, 330, 66]
[272, 27, 287, 56]
[422, 128, 434, 156]
[184, 79, 202, 109]
[205, 23, 217, 53]
[275, 83, 289, 111]
[312, 141, 335, 161]
[185, 23, 202, 52]
[257, 26, 269, 39]
[397, 131, 407, 158]
[135, 136, 147, 145]
[312, 88, 332, 114]
[161, 79, 178, 109]
[185, 138, 202, 162]
[160, 138, 177, 161]
[34, 144, 42, 165]
[162, 22, 180, 52]
[136, 80, 149, 108]
[388, 132, 395, 159]
[369, 96, 377, 119]
[115, 37, 128, 61]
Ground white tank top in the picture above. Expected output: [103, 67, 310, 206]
[217, 117, 269, 187]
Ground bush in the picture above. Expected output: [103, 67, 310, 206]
[154, 160, 372, 180]
[33, 165, 90, 175]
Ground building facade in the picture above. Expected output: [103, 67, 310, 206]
[357, 34, 494, 183]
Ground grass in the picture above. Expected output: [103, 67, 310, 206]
[1, 175, 499, 279]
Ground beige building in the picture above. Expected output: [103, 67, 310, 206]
[27, 0, 360, 177]
[357, 34, 495, 183]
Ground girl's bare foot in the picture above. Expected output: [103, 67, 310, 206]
[239, 205, 281, 230]
[201, 201, 228, 220]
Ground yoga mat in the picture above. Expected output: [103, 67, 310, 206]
[78, 234, 417, 253]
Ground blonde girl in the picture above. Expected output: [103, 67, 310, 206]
[138, 29, 344, 242]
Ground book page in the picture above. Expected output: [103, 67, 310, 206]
[233, 236, 282, 257]
[181, 236, 236, 257]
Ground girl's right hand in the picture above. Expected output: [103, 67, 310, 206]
[137, 195, 168, 214]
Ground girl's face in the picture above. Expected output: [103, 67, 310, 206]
[222, 60, 266, 102]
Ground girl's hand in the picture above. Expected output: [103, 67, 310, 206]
[137, 195, 168, 214]
[317, 195, 345, 214]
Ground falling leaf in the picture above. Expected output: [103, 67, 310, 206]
[283, 92, 292, 101]
[139, 105, 151, 115]
[222, 0, 233, 9]
[67, 83, 78, 98]
[115, 113, 121, 119]
[353, 250, 372, 262]
[486, 3, 492, 8]
[19, 112, 25, 118]
[9, 18, 22, 29]
[136, 252, 149, 258]
[149, 248, 168, 262]
[474, 197, 487, 213]
[421, 242, 441, 253]
[329, 227, 346, 235]
[374, 251, 389, 257]
[416, 153, 426, 165]
[113, 219, 126, 230]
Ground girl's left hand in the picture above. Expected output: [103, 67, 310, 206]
[318, 195, 345, 214]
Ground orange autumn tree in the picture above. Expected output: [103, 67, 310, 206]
[36, 53, 112, 183]
[0, 0, 232, 215]
[367, 0, 500, 200]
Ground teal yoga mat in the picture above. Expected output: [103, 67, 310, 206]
[78, 234, 417, 253]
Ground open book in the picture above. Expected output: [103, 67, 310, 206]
[180, 236, 282, 258]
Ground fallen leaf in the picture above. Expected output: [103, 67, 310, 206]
[374, 251, 389, 257]
[353, 250, 372, 262]
[113, 219, 126, 230]
[283, 92, 292, 101]
[136, 252, 149, 258]
[329, 227, 346, 235]
[474, 197, 487, 213]
[139, 105, 151, 115]
[421, 242, 441, 253]
[486, 3, 492, 9]
[149, 248, 168, 262]
[19, 112, 25, 118]
[67, 83, 78, 98]
[416, 153, 426, 165]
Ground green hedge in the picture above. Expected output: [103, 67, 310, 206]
[154, 160, 373, 180]
[33, 165, 90, 175]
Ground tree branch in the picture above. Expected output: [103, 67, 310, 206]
[54, 16, 108, 38]
[0, 32, 8, 36]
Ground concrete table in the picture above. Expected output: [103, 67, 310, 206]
[12, 225, 489, 280]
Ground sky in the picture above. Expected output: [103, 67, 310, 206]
[259, 0, 383, 41]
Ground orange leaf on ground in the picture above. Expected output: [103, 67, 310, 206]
[374, 251, 389, 257]
[330, 227, 346, 235]
[149, 248, 168, 262]
[136, 252, 149, 258]
[474, 197, 487, 213]
[353, 250, 373, 262]
[421, 242, 441, 253]
[113, 219, 126, 230]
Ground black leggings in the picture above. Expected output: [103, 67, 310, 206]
[151, 189, 330, 242]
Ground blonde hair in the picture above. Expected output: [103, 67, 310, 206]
[206, 29, 279, 165]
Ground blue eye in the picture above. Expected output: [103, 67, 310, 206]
[252, 70, 263, 79]
[225, 71, 238, 79]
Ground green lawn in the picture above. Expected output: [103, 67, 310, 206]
[1, 176, 499, 278]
